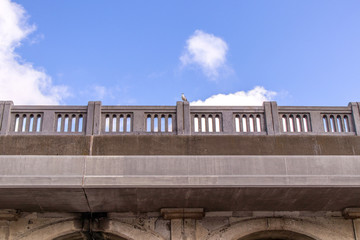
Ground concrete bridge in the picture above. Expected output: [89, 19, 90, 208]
[0, 101, 359, 240]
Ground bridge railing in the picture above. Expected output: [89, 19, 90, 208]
[0, 101, 359, 136]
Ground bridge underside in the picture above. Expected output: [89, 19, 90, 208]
[0, 154, 359, 212]
[1, 187, 360, 213]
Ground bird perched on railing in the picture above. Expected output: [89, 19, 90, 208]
[181, 93, 188, 102]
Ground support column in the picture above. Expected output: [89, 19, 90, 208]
[0, 221, 9, 240]
[170, 219, 196, 240]
[161, 208, 203, 240]
[0, 210, 19, 240]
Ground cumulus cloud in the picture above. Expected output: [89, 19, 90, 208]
[0, 0, 68, 104]
[180, 30, 229, 80]
[191, 86, 276, 106]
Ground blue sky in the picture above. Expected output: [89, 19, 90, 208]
[1, 0, 360, 106]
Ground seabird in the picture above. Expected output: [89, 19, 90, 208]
[181, 93, 188, 102]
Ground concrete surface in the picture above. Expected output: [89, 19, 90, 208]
[0, 211, 358, 240]
[0, 155, 360, 212]
[1, 135, 360, 155]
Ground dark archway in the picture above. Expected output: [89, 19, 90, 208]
[238, 230, 316, 240]
[53, 231, 127, 240]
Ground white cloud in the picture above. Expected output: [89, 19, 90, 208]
[180, 30, 229, 80]
[191, 86, 277, 106]
[0, 0, 68, 105]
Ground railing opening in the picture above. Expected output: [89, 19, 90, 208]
[249, 116, 254, 132]
[78, 115, 83, 132]
[29, 115, 34, 132]
[168, 115, 173, 132]
[344, 116, 349, 132]
[289, 116, 294, 132]
[146, 115, 151, 132]
[154, 115, 158, 132]
[336, 116, 342, 132]
[14, 114, 20, 132]
[256, 115, 261, 132]
[282, 115, 287, 132]
[126, 115, 131, 132]
[118, 116, 123, 132]
[201, 116, 206, 132]
[161, 116, 165, 132]
[235, 116, 240, 132]
[112, 115, 117, 132]
[71, 115, 76, 132]
[194, 115, 199, 132]
[215, 115, 220, 132]
[64, 115, 69, 132]
[22, 115, 27, 132]
[323, 116, 328, 132]
[57, 115, 62, 132]
[295, 115, 301, 132]
[330, 116, 335, 132]
[302, 116, 308, 132]
[242, 115, 247, 132]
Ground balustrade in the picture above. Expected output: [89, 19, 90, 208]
[0, 101, 359, 136]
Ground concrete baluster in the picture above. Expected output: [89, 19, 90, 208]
[350, 102, 360, 136]
[0, 101, 13, 135]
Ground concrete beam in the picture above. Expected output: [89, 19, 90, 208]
[0, 155, 359, 212]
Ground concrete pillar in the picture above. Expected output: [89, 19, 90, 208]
[0, 221, 9, 240]
[0, 210, 19, 240]
[86, 101, 102, 135]
[263, 102, 274, 135]
[170, 219, 196, 240]
[270, 101, 280, 135]
[349, 102, 360, 136]
[0, 101, 13, 135]
[176, 101, 191, 135]
[354, 219, 360, 240]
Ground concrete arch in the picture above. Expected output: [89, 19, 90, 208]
[205, 217, 353, 240]
[16, 219, 164, 240]
[237, 230, 315, 240]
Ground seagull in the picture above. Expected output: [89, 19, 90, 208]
[181, 93, 188, 102]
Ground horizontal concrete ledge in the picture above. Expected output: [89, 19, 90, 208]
[0, 155, 360, 188]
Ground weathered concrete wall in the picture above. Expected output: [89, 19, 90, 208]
[1, 135, 360, 156]
[0, 211, 358, 240]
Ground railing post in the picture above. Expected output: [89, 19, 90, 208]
[86, 101, 102, 135]
[349, 102, 360, 136]
[184, 101, 191, 135]
[176, 101, 191, 135]
[222, 111, 233, 134]
[269, 101, 280, 135]
[309, 111, 323, 133]
[176, 101, 183, 135]
[42, 110, 55, 134]
[264, 102, 274, 135]
[133, 110, 145, 133]
[0, 101, 13, 135]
